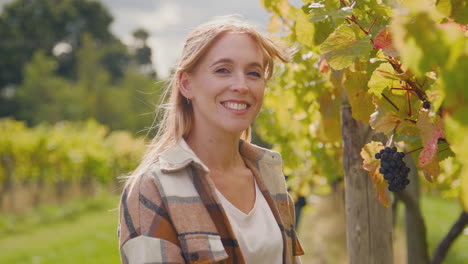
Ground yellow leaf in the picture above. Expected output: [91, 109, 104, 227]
[361, 141, 390, 207]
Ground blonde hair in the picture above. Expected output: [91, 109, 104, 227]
[125, 15, 291, 186]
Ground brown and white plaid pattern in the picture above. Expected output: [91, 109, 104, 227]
[119, 139, 304, 263]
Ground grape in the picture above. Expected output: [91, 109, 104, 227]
[422, 100, 431, 110]
[374, 146, 410, 192]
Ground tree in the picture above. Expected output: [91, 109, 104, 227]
[14, 35, 161, 134]
[0, 0, 129, 117]
[16, 50, 85, 125]
[131, 28, 156, 77]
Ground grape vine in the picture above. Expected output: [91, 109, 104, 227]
[258, 0, 467, 209]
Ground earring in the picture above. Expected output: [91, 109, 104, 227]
[185, 97, 191, 105]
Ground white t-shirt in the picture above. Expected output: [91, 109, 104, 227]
[215, 179, 283, 264]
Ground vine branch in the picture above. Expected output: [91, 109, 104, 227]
[381, 93, 399, 111]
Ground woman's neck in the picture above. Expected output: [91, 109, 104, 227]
[185, 127, 245, 173]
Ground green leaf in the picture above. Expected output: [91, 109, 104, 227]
[308, 5, 353, 23]
[441, 55, 468, 125]
[368, 62, 401, 97]
[444, 116, 468, 210]
[451, 0, 468, 24]
[436, 0, 452, 18]
[370, 91, 420, 136]
[295, 9, 315, 47]
[391, 12, 466, 76]
[344, 65, 375, 124]
[320, 24, 372, 70]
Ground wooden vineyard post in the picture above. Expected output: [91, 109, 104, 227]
[341, 92, 393, 264]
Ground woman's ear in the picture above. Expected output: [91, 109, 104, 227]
[178, 71, 192, 99]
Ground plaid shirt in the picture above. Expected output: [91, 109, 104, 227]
[119, 139, 304, 263]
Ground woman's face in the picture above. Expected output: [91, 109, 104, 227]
[182, 32, 266, 137]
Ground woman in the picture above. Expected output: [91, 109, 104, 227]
[118, 16, 304, 264]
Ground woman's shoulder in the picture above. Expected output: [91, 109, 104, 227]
[240, 140, 283, 165]
[122, 161, 164, 198]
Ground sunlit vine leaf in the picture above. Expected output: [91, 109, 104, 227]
[392, 11, 466, 76]
[444, 116, 468, 210]
[295, 8, 315, 47]
[320, 24, 372, 70]
[444, 116, 468, 211]
[304, 1, 353, 23]
[368, 62, 400, 97]
[361, 141, 389, 207]
[441, 55, 468, 125]
[451, 0, 468, 24]
[343, 64, 374, 124]
[374, 27, 398, 57]
[416, 109, 445, 181]
[370, 92, 420, 136]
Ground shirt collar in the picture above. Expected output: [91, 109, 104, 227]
[158, 138, 281, 173]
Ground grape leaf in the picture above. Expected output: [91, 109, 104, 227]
[369, 110, 401, 136]
[361, 141, 390, 207]
[370, 105, 418, 136]
[420, 158, 440, 182]
[444, 116, 468, 210]
[441, 55, 468, 125]
[373, 27, 399, 57]
[462, 168, 468, 211]
[320, 24, 372, 70]
[436, 140, 454, 162]
[436, 0, 452, 18]
[370, 88, 420, 136]
[303, 0, 353, 23]
[392, 12, 465, 76]
[368, 62, 400, 97]
[451, 0, 468, 24]
[295, 8, 315, 47]
[416, 109, 445, 181]
[344, 66, 375, 124]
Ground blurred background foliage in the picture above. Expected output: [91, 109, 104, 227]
[0, 0, 160, 133]
[0, 1, 161, 261]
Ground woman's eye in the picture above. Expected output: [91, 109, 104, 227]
[215, 68, 229, 73]
[248, 71, 262, 78]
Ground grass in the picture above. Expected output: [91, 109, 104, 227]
[0, 191, 119, 238]
[0, 194, 121, 264]
[297, 192, 468, 264]
[421, 195, 468, 264]
[0, 191, 466, 264]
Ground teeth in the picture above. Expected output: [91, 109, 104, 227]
[223, 102, 248, 110]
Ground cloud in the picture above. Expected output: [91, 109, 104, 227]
[128, 2, 182, 33]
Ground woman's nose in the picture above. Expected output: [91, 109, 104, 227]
[230, 73, 249, 93]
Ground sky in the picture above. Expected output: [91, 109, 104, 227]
[0, 0, 289, 79]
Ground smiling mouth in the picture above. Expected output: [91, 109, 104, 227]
[221, 101, 250, 110]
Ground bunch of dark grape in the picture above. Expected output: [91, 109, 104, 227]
[375, 147, 410, 192]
